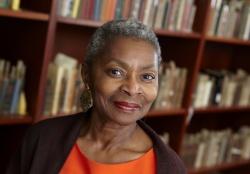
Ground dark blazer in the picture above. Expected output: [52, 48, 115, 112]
[6, 112, 187, 174]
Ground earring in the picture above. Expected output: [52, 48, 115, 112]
[80, 86, 93, 112]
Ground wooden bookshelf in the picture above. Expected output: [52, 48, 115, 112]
[195, 106, 250, 114]
[148, 108, 187, 117]
[57, 16, 103, 28]
[57, 16, 202, 39]
[188, 159, 250, 174]
[154, 29, 201, 39]
[0, 8, 49, 21]
[206, 36, 250, 46]
[0, 116, 32, 125]
[1, 0, 250, 173]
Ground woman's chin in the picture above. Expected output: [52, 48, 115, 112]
[108, 110, 143, 126]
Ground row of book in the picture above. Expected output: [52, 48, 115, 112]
[58, 0, 197, 32]
[0, 0, 20, 11]
[0, 59, 27, 116]
[207, 0, 250, 40]
[153, 61, 187, 109]
[193, 69, 250, 108]
[43, 53, 83, 116]
[181, 126, 250, 169]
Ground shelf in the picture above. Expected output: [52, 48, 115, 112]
[195, 106, 250, 114]
[188, 159, 250, 174]
[154, 29, 201, 39]
[0, 8, 49, 21]
[147, 108, 187, 117]
[57, 16, 103, 28]
[0, 116, 33, 125]
[57, 16, 201, 39]
[205, 36, 250, 46]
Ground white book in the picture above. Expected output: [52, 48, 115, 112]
[194, 74, 209, 108]
[243, 13, 250, 40]
[238, 76, 250, 106]
[60, 0, 74, 17]
[202, 79, 214, 107]
[224, 80, 237, 106]
[62, 68, 77, 113]
[242, 137, 250, 159]
[181, 0, 193, 31]
[129, 0, 141, 19]
[205, 133, 220, 167]
[175, 0, 186, 31]
[216, 4, 229, 37]
[168, 0, 179, 31]
[51, 65, 65, 115]
[142, 0, 153, 26]
[225, 11, 238, 38]
[54, 53, 77, 70]
[208, 0, 223, 36]
[148, 0, 159, 28]
[194, 142, 206, 168]
[154, 0, 168, 29]
[186, 5, 196, 32]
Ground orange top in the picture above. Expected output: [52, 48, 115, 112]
[60, 143, 156, 174]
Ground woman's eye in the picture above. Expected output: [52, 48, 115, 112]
[142, 74, 155, 81]
[109, 68, 123, 77]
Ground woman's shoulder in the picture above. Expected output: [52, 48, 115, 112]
[24, 113, 85, 142]
[137, 120, 187, 173]
[32, 113, 83, 131]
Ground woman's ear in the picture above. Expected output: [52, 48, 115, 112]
[81, 63, 90, 89]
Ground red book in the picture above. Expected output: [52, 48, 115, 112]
[122, 0, 132, 19]
[88, 0, 95, 20]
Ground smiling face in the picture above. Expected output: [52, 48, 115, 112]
[85, 37, 159, 126]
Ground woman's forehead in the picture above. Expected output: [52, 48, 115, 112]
[100, 38, 158, 68]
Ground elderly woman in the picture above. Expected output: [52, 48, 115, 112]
[7, 20, 186, 174]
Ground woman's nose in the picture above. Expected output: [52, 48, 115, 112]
[120, 75, 142, 96]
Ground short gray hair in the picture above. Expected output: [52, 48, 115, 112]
[85, 19, 161, 66]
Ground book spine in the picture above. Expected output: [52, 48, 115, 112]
[93, 0, 102, 20]
[10, 79, 22, 114]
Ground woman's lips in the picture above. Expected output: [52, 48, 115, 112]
[114, 101, 141, 112]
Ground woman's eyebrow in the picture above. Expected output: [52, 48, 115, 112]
[106, 58, 130, 69]
[107, 58, 157, 70]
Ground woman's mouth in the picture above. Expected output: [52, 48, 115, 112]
[114, 101, 141, 112]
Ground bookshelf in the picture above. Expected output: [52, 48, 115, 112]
[0, 8, 49, 21]
[1, 0, 250, 173]
[188, 159, 250, 174]
[0, 116, 32, 125]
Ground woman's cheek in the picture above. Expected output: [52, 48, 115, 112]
[144, 83, 158, 102]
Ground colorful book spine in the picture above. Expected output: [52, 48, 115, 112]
[10, 79, 22, 114]
[94, 0, 102, 20]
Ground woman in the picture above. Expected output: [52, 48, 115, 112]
[7, 20, 186, 174]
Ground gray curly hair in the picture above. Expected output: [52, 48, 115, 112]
[84, 19, 161, 66]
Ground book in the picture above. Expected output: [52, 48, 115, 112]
[154, 0, 168, 29]
[153, 61, 187, 109]
[43, 63, 56, 116]
[18, 91, 27, 116]
[71, 0, 81, 18]
[93, 0, 102, 20]
[0, 0, 8, 8]
[43, 53, 82, 116]
[11, 0, 20, 11]
[181, 127, 250, 169]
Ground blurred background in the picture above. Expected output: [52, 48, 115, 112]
[0, 0, 250, 173]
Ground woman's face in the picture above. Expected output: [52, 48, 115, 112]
[87, 37, 159, 126]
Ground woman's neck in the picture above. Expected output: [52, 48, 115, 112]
[82, 110, 138, 151]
